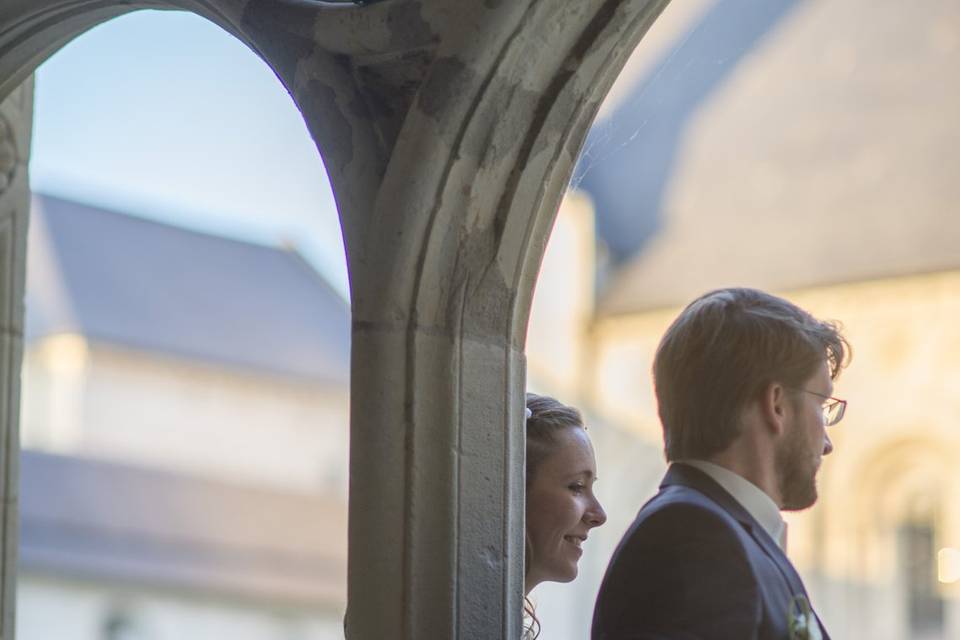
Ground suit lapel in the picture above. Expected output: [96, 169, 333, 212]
[661, 463, 830, 639]
[661, 464, 808, 596]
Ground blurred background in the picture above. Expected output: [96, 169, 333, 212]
[17, 1, 960, 639]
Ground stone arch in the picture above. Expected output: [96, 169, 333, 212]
[833, 435, 959, 637]
[857, 438, 952, 524]
[1, 1, 675, 637]
[833, 436, 957, 585]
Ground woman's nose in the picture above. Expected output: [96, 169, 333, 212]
[586, 499, 607, 527]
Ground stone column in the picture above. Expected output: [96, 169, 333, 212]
[0, 78, 31, 640]
[0, 0, 671, 636]
[252, 2, 673, 637]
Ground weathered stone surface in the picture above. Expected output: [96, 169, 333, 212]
[0, 118, 14, 193]
[0, 329, 20, 640]
[0, 78, 30, 640]
[0, 1, 672, 637]
[0, 211, 20, 336]
[0, 80, 30, 337]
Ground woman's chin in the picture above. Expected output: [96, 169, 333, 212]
[554, 565, 578, 584]
[529, 560, 579, 590]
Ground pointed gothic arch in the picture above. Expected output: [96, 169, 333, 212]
[0, 1, 673, 637]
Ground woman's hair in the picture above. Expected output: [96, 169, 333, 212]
[525, 392, 585, 490]
[522, 590, 541, 640]
[523, 392, 585, 639]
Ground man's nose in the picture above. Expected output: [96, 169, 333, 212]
[823, 432, 834, 456]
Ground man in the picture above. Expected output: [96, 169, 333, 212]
[592, 288, 849, 640]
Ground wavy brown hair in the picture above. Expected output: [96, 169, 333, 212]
[654, 287, 850, 461]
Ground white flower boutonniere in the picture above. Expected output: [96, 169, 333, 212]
[787, 594, 823, 640]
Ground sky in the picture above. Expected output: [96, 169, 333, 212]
[30, 9, 350, 298]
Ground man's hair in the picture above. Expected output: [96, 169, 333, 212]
[653, 287, 850, 462]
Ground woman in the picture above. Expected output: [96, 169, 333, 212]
[524, 392, 607, 639]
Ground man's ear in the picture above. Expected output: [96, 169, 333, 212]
[760, 381, 789, 436]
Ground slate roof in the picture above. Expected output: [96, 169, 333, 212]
[573, 0, 802, 264]
[26, 194, 351, 383]
[19, 449, 347, 606]
[576, 0, 960, 314]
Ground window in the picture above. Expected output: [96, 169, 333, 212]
[899, 521, 944, 637]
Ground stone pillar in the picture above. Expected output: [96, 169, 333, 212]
[0, 0, 672, 636]
[270, 2, 673, 637]
[0, 78, 31, 640]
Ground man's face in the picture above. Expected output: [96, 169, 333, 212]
[776, 360, 834, 511]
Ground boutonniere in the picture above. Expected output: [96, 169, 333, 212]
[787, 594, 822, 640]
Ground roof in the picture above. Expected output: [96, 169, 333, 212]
[573, 0, 803, 264]
[577, 0, 960, 314]
[19, 449, 348, 607]
[26, 194, 351, 383]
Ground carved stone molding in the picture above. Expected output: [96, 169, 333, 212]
[0, 115, 15, 193]
[0, 77, 31, 640]
[0, 80, 32, 198]
[0, 2, 672, 638]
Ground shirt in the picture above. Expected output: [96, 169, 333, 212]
[681, 459, 787, 550]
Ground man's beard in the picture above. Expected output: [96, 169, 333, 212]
[775, 423, 819, 511]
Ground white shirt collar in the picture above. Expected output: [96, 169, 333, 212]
[680, 459, 787, 550]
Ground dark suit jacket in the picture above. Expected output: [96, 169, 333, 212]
[592, 463, 829, 640]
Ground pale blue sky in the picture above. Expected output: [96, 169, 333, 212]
[30, 9, 349, 297]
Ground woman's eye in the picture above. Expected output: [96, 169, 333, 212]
[569, 483, 585, 494]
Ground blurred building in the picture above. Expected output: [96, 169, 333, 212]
[18, 195, 351, 640]
[13, 2, 959, 638]
[527, 1, 960, 639]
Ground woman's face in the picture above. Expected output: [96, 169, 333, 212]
[525, 427, 607, 593]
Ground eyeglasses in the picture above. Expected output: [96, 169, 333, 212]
[790, 388, 847, 426]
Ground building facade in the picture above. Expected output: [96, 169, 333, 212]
[17, 196, 351, 639]
[526, 1, 960, 637]
[1, 0, 956, 637]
